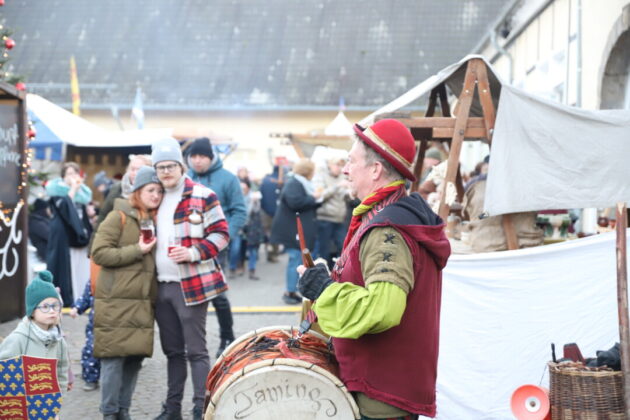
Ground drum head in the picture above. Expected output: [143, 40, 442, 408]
[207, 326, 359, 420]
[211, 365, 358, 420]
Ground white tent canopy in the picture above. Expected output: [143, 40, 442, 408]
[324, 111, 354, 136]
[27, 93, 173, 154]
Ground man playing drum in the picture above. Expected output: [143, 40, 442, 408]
[297, 119, 451, 420]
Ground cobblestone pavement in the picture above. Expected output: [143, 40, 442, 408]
[0, 252, 301, 420]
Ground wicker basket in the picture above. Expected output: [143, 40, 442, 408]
[548, 362, 624, 419]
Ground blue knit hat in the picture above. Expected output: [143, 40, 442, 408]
[26, 270, 60, 317]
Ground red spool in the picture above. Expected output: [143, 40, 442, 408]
[511, 384, 551, 420]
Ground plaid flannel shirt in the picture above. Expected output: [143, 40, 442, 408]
[174, 177, 230, 305]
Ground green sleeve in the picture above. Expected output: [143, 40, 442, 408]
[313, 281, 407, 339]
[312, 226, 414, 339]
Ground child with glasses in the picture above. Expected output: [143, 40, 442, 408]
[0, 270, 70, 393]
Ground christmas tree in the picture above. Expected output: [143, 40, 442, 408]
[0, 0, 25, 88]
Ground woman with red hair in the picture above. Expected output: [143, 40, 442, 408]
[91, 166, 163, 420]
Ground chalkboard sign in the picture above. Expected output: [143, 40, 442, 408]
[0, 100, 21, 207]
[0, 91, 27, 322]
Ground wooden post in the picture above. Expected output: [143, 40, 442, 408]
[502, 215, 519, 250]
[289, 134, 306, 158]
[616, 202, 630, 419]
[17, 90, 28, 318]
[438, 60, 477, 221]
[476, 62, 496, 144]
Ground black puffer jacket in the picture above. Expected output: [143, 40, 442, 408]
[269, 176, 319, 250]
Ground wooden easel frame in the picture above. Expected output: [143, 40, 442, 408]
[388, 58, 519, 250]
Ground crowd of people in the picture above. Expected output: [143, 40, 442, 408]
[3, 117, 619, 420]
[10, 134, 358, 420]
[2, 119, 457, 420]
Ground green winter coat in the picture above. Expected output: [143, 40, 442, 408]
[91, 198, 157, 358]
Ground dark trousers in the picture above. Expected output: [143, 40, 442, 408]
[212, 294, 234, 341]
[100, 356, 143, 415]
[155, 282, 210, 412]
[213, 249, 235, 342]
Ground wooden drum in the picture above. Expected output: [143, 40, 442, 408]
[204, 326, 359, 420]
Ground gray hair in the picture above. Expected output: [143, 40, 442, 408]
[127, 154, 152, 169]
[356, 139, 403, 182]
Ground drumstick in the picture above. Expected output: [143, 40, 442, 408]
[296, 213, 314, 267]
[295, 214, 317, 342]
[302, 248, 315, 268]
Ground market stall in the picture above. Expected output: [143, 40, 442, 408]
[27, 93, 173, 189]
[363, 55, 630, 418]
[271, 110, 354, 158]
[0, 81, 28, 321]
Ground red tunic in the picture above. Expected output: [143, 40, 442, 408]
[331, 193, 451, 417]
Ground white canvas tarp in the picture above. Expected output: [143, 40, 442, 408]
[434, 232, 625, 419]
[356, 55, 630, 214]
[484, 85, 630, 215]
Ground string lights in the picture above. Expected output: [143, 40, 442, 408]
[0, 5, 30, 225]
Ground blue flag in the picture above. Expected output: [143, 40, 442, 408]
[131, 87, 145, 130]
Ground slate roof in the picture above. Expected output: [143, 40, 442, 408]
[2, 0, 509, 110]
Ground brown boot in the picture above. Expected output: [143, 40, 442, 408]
[249, 270, 260, 280]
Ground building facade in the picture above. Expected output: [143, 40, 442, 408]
[476, 0, 630, 110]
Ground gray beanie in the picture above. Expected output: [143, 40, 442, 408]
[151, 137, 183, 165]
[132, 166, 160, 192]
[93, 170, 112, 188]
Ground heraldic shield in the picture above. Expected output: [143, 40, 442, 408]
[0, 355, 62, 420]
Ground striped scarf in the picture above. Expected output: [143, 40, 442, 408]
[343, 180, 406, 249]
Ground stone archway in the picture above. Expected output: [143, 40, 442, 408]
[600, 5, 630, 109]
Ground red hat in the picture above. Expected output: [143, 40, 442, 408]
[354, 119, 416, 181]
